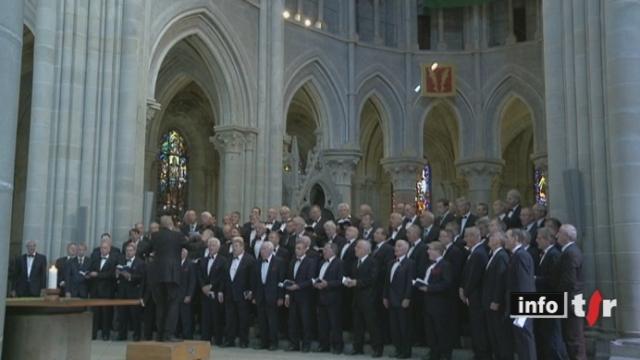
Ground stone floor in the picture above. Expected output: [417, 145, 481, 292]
[90, 340, 475, 360]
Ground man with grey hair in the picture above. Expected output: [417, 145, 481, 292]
[323, 220, 346, 249]
[10, 240, 47, 297]
[181, 210, 198, 237]
[455, 196, 477, 237]
[199, 237, 228, 346]
[419, 210, 438, 243]
[314, 242, 344, 354]
[504, 189, 523, 229]
[253, 240, 286, 350]
[556, 224, 586, 359]
[460, 226, 490, 359]
[336, 202, 354, 235]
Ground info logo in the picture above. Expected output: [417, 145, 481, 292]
[510, 290, 617, 326]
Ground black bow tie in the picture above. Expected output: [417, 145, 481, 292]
[101, 256, 108, 260]
[395, 258, 401, 263]
[233, 257, 240, 260]
[262, 259, 269, 263]
[27, 254, 34, 258]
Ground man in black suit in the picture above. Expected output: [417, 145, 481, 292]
[242, 213, 261, 252]
[89, 241, 117, 340]
[345, 240, 383, 357]
[505, 228, 537, 360]
[55, 242, 77, 294]
[324, 220, 346, 249]
[223, 237, 256, 348]
[336, 202, 358, 236]
[314, 243, 344, 354]
[359, 213, 376, 244]
[520, 207, 539, 249]
[402, 204, 419, 230]
[249, 222, 268, 259]
[522, 226, 540, 275]
[116, 244, 145, 341]
[476, 202, 489, 218]
[90, 233, 122, 264]
[482, 231, 512, 360]
[532, 204, 547, 229]
[147, 216, 191, 342]
[455, 197, 477, 238]
[371, 227, 394, 343]
[65, 243, 91, 298]
[383, 239, 415, 359]
[264, 207, 282, 233]
[504, 189, 523, 229]
[435, 199, 456, 229]
[418, 241, 454, 360]
[198, 211, 224, 241]
[420, 211, 439, 243]
[535, 228, 568, 360]
[252, 241, 286, 350]
[308, 205, 327, 246]
[439, 228, 466, 348]
[339, 226, 359, 277]
[459, 227, 490, 360]
[285, 238, 318, 352]
[199, 237, 228, 345]
[493, 200, 508, 222]
[406, 225, 428, 345]
[10, 240, 47, 297]
[287, 216, 314, 253]
[180, 210, 199, 237]
[388, 212, 407, 246]
[556, 224, 587, 360]
[175, 248, 196, 339]
[270, 230, 291, 265]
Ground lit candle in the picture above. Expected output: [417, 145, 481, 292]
[48, 265, 58, 289]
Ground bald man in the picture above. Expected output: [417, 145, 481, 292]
[10, 240, 47, 297]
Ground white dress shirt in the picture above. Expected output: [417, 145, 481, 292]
[229, 253, 243, 281]
[207, 254, 216, 275]
[405, 215, 417, 229]
[486, 247, 503, 270]
[407, 239, 422, 258]
[340, 239, 355, 259]
[26, 254, 35, 278]
[254, 235, 266, 259]
[561, 241, 575, 252]
[391, 225, 402, 240]
[293, 255, 305, 278]
[424, 256, 443, 284]
[319, 256, 334, 280]
[100, 254, 109, 271]
[460, 211, 471, 233]
[357, 255, 368, 268]
[261, 255, 272, 284]
[539, 244, 555, 265]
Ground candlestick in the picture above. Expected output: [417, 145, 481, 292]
[47, 265, 58, 289]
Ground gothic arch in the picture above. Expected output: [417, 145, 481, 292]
[147, 8, 253, 127]
[284, 58, 347, 149]
[484, 73, 545, 157]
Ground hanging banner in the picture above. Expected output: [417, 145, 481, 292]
[421, 63, 456, 97]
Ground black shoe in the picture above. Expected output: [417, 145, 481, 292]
[287, 344, 300, 351]
[315, 346, 330, 353]
[348, 349, 364, 355]
[165, 336, 183, 342]
[269, 344, 278, 351]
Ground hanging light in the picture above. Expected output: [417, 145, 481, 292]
[294, 13, 302, 21]
[414, 85, 421, 93]
[304, 18, 312, 27]
[283, 10, 291, 19]
[314, 20, 323, 29]
[430, 62, 439, 71]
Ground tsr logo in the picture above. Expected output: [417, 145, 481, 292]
[511, 290, 617, 326]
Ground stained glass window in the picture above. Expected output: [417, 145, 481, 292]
[534, 167, 547, 206]
[157, 130, 188, 221]
[416, 162, 432, 213]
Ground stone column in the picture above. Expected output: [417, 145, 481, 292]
[436, 8, 446, 50]
[456, 159, 503, 207]
[373, 0, 383, 44]
[323, 149, 361, 206]
[505, 0, 517, 44]
[0, 0, 24, 351]
[604, 0, 640, 337]
[381, 157, 423, 207]
[212, 128, 247, 217]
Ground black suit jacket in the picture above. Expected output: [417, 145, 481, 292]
[360, 227, 375, 243]
[389, 225, 407, 245]
[89, 254, 117, 298]
[461, 243, 489, 308]
[287, 256, 318, 303]
[198, 254, 228, 296]
[384, 257, 415, 307]
[148, 228, 190, 284]
[423, 259, 454, 313]
[408, 241, 429, 278]
[91, 246, 122, 264]
[55, 256, 73, 289]
[273, 246, 291, 265]
[339, 239, 358, 277]
[526, 245, 541, 274]
[252, 256, 286, 305]
[481, 248, 509, 312]
[225, 254, 256, 302]
[524, 222, 539, 248]
[506, 246, 536, 314]
[352, 256, 378, 307]
[176, 259, 196, 300]
[116, 257, 145, 299]
[443, 243, 466, 287]
[309, 217, 328, 246]
[181, 223, 200, 237]
[421, 225, 439, 243]
[536, 246, 561, 292]
[64, 256, 91, 297]
[555, 243, 583, 297]
[12, 253, 47, 297]
[316, 258, 343, 306]
[437, 211, 456, 228]
[458, 213, 478, 237]
[505, 205, 522, 229]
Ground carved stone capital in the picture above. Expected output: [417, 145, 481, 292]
[381, 157, 424, 191]
[210, 130, 245, 154]
[530, 152, 548, 171]
[322, 149, 361, 186]
[456, 159, 504, 190]
[146, 98, 162, 123]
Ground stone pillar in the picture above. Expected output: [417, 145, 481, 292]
[505, 0, 517, 45]
[436, 8, 446, 50]
[323, 149, 361, 207]
[373, 0, 383, 44]
[381, 157, 423, 207]
[0, 0, 24, 351]
[212, 128, 247, 217]
[604, 0, 640, 336]
[456, 159, 503, 207]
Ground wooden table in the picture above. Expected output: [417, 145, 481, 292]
[4, 298, 140, 360]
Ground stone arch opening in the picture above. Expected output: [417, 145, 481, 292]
[10, 26, 35, 258]
[496, 96, 535, 204]
[285, 84, 320, 170]
[423, 101, 461, 202]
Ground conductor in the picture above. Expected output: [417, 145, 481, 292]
[148, 215, 189, 342]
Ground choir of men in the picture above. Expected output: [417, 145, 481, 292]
[7, 191, 590, 360]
